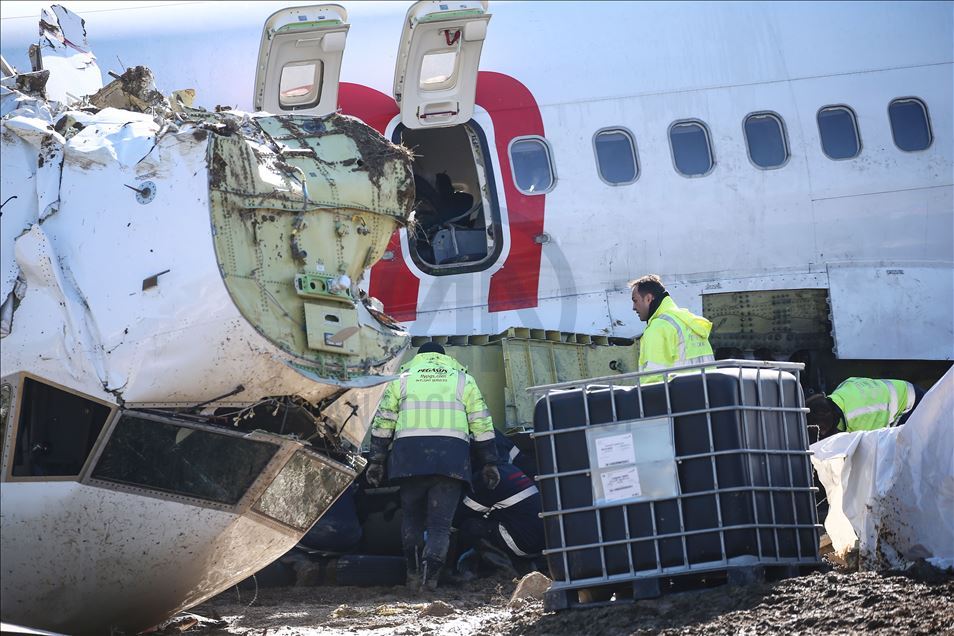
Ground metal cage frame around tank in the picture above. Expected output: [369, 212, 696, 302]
[527, 359, 822, 592]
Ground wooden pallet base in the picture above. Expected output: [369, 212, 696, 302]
[543, 563, 823, 612]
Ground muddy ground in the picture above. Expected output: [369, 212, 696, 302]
[191, 562, 953, 635]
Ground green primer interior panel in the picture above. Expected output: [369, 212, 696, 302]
[704, 289, 832, 354]
[405, 330, 640, 431]
[208, 114, 413, 381]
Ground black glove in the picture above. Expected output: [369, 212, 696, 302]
[366, 462, 385, 488]
[472, 438, 500, 467]
[481, 463, 500, 490]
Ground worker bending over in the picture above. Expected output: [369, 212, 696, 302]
[456, 461, 545, 577]
[807, 377, 924, 439]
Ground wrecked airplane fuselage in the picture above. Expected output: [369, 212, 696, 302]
[0, 58, 414, 633]
[2, 68, 414, 405]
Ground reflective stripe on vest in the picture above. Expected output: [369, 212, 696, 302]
[463, 496, 489, 513]
[652, 315, 714, 367]
[657, 314, 687, 361]
[372, 427, 394, 438]
[643, 354, 715, 374]
[395, 368, 468, 433]
[844, 403, 889, 422]
[462, 484, 539, 516]
[402, 400, 465, 412]
[468, 409, 491, 422]
[836, 378, 914, 431]
[395, 427, 469, 441]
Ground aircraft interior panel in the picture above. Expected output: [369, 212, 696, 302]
[399, 122, 501, 272]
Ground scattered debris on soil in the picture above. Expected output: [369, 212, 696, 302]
[509, 572, 550, 606]
[192, 563, 952, 635]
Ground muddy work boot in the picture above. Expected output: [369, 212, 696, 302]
[421, 559, 443, 592]
[405, 548, 422, 590]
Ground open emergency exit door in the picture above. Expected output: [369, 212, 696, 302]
[393, 1, 491, 129]
[254, 5, 349, 116]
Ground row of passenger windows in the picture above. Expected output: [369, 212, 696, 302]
[509, 97, 934, 192]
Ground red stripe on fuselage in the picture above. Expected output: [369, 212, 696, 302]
[476, 72, 545, 312]
[341, 74, 546, 322]
[339, 82, 419, 322]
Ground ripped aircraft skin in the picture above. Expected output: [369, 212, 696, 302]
[0, 5, 413, 634]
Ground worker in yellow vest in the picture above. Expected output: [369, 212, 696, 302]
[629, 274, 714, 383]
[366, 342, 499, 592]
[806, 377, 925, 439]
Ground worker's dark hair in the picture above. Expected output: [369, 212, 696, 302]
[418, 341, 445, 355]
[628, 274, 667, 298]
[805, 393, 835, 430]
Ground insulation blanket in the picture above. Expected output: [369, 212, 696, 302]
[810, 367, 953, 569]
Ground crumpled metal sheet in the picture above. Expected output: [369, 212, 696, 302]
[2, 81, 411, 405]
[37, 4, 102, 104]
[89, 65, 171, 113]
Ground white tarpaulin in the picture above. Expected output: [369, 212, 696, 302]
[811, 367, 954, 570]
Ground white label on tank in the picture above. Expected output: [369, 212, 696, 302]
[600, 467, 642, 501]
[595, 433, 636, 468]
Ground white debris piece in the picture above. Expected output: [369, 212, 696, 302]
[811, 367, 954, 570]
[38, 4, 103, 104]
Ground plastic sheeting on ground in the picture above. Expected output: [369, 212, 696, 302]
[811, 367, 953, 570]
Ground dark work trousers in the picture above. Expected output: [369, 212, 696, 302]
[399, 475, 465, 569]
[458, 517, 539, 575]
[458, 517, 501, 552]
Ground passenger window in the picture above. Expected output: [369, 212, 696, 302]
[744, 112, 789, 168]
[888, 98, 932, 151]
[11, 378, 111, 478]
[669, 121, 713, 177]
[817, 106, 861, 159]
[419, 49, 459, 90]
[279, 61, 323, 109]
[92, 414, 279, 505]
[509, 137, 555, 194]
[594, 128, 638, 185]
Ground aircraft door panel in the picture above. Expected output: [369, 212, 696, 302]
[337, 83, 420, 321]
[352, 72, 548, 324]
[393, 1, 491, 129]
[255, 5, 349, 116]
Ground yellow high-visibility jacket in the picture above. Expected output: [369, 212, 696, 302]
[371, 352, 494, 483]
[638, 296, 714, 383]
[830, 377, 917, 432]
